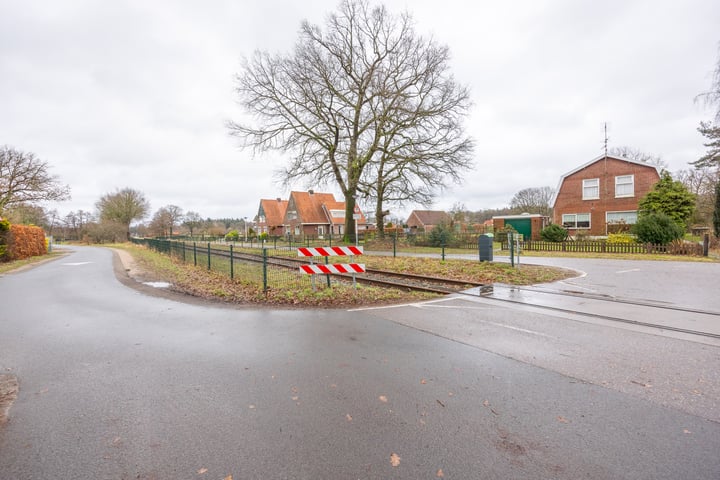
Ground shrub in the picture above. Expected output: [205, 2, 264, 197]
[540, 224, 568, 242]
[428, 224, 454, 247]
[631, 212, 685, 245]
[606, 233, 636, 244]
[225, 230, 240, 241]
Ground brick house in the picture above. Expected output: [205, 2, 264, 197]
[283, 190, 366, 238]
[551, 154, 661, 236]
[405, 210, 452, 233]
[256, 198, 289, 236]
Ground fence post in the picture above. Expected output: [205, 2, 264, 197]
[207, 242, 211, 270]
[262, 248, 268, 293]
[182, 241, 186, 263]
[393, 232, 397, 258]
[509, 232, 515, 267]
[193, 242, 197, 266]
[230, 244, 234, 279]
[325, 255, 331, 288]
[704, 234, 710, 257]
[441, 242, 446, 261]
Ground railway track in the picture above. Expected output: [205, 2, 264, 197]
[180, 245, 720, 340]
[473, 284, 720, 340]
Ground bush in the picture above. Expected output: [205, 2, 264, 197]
[540, 224, 568, 242]
[606, 233, 636, 244]
[631, 213, 685, 245]
[428, 224, 454, 247]
[225, 230, 240, 241]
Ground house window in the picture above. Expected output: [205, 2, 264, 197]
[582, 179, 599, 200]
[615, 175, 634, 197]
[318, 226, 324, 236]
[562, 213, 590, 229]
[330, 210, 345, 219]
[606, 211, 638, 225]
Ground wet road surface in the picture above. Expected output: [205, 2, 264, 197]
[1, 246, 719, 479]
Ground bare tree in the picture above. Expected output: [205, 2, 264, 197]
[696, 44, 720, 124]
[162, 205, 183, 237]
[509, 186, 554, 216]
[229, 0, 473, 241]
[0, 145, 70, 215]
[609, 146, 668, 169]
[96, 188, 150, 241]
[182, 211, 203, 238]
[676, 166, 719, 225]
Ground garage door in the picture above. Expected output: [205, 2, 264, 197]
[504, 218, 531, 239]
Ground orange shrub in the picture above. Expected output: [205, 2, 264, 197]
[8, 224, 47, 260]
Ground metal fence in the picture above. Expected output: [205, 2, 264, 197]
[501, 240, 705, 256]
[131, 238, 356, 293]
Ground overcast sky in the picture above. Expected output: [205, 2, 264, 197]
[2, 0, 719, 222]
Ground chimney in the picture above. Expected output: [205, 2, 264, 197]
[308, 189, 314, 195]
[276, 197, 281, 202]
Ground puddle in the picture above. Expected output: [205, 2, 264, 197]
[142, 281, 172, 288]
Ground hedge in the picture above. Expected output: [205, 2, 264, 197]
[3, 224, 47, 261]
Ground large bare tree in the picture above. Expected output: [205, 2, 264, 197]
[0, 145, 70, 215]
[96, 188, 150, 241]
[509, 186, 555, 217]
[229, 0, 473, 240]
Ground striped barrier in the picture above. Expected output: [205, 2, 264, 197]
[297, 246, 364, 257]
[300, 263, 366, 275]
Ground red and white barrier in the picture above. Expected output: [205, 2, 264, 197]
[297, 246, 364, 257]
[300, 263, 366, 275]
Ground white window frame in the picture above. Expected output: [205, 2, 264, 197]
[615, 175, 634, 198]
[582, 178, 599, 200]
[318, 226, 324, 236]
[606, 210, 638, 225]
[562, 213, 591, 229]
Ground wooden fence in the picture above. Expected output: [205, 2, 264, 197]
[502, 240, 704, 256]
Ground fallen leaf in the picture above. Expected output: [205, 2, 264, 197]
[248, 405, 256, 409]
[390, 453, 401, 467]
[420, 379, 427, 384]
[379, 395, 388, 403]
[224, 476, 233, 480]
[448, 392, 454, 397]
[437, 468, 445, 477]
[683, 429, 692, 434]
[291, 396, 299, 401]
[483, 400, 490, 407]
[557, 416, 569, 423]
[197, 468, 208, 474]
[346, 414, 353, 422]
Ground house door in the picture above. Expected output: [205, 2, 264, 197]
[504, 218, 532, 239]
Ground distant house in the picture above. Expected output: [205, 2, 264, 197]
[551, 154, 661, 236]
[283, 190, 366, 238]
[256, 198, 289, 236]
[406, 210, 451, 233]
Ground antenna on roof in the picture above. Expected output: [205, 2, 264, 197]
[603, 122, 609, 157]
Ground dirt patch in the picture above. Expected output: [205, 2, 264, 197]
[0, 374, 19, 424]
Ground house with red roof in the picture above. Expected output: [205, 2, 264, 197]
[256, 198, 289, 236]
[282, 190, 367, 238]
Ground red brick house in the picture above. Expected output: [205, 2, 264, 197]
[283, 190, 366, 238]
[256, 198, 289, 236]
[551, 155, 661, 236]
[405, 210, 451, 233]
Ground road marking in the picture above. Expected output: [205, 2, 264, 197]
[616, 268, 641, 274]
[62, 262, 93, 266]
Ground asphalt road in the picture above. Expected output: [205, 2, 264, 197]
[1, 246, 719, 479]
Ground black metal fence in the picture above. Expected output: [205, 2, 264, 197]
[131, 238, 360, 293]
[501, 239, 705, 256]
